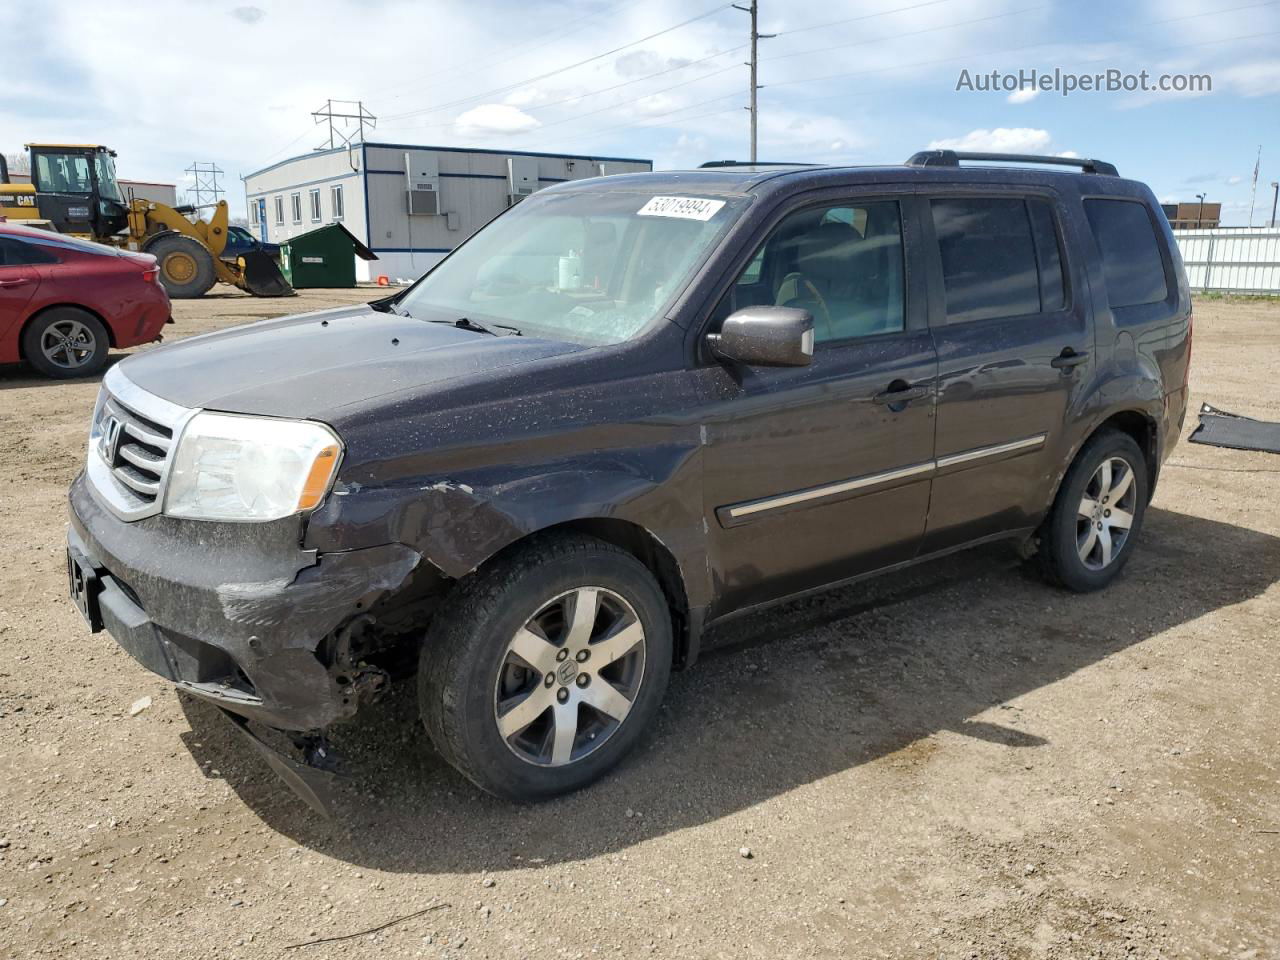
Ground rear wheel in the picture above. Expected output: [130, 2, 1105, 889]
[1038, 429, 1149, 591]
[145, 232, 216, 299]
[22, 307, 110, 379]
[419, 535, 673, 800]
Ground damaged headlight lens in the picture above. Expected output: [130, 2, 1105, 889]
[165, 413, 342, 522]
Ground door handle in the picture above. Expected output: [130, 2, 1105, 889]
[1050, 348, 1089, 370]
[0, 277, 31, 288]
[872, 382, 930, 406]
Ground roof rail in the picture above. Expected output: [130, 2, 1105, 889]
[905, 150, 1119, 177]
[699, 160, 818, 168]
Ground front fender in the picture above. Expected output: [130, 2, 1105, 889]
[307, 444, 711, 607]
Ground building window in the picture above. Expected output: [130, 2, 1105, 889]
[250, 201, 259, 225]
[331, 184, 344, 221]
[274, 196, 284, 225]
[309, 188, 322, 223]
[290, 192, 302, 224]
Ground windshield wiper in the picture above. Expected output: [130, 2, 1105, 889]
[417, 316, 508, 336]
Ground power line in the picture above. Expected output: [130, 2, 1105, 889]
[362, 0, 632, 102]
[380, 2, 735, 122]
[312, 99, 376, 149]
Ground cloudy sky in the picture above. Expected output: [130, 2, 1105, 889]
[5, 0, 1278, 222]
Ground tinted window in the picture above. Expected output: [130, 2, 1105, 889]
[1084, 199, 1168, 307]
[0, 236, 59, 266]
[932, 198, 1040, 323]
[1028, 199, 1066, 311]
[724, 200, 906, 343]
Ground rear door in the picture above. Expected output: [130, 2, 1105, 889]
[700, 192, 939, 612]
[0, 237, 44, 354]
[920, 189, 1093, 553]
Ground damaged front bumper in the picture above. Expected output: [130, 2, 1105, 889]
[67, 471, 423, 732]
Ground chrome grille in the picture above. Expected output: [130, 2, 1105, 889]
[87, 366, 196, 521]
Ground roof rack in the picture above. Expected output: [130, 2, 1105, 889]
[905, 150, 1119, 177]
[698, 160, 818, 168]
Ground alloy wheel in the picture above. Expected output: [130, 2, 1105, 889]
[40, 319, 97, 370]
[1076, 456, 1138, 570]
[493, 586, 646, 767]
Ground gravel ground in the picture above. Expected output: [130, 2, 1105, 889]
[1, 287, 1277, 960]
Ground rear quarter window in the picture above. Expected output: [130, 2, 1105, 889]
[1084, 198, 1168, 308]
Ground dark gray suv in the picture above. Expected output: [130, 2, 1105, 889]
[67, 151, 1192, 806]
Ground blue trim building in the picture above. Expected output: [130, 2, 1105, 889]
[242, 141, 651, 281]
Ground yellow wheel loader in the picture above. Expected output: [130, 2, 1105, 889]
[0, 145, 291, 298]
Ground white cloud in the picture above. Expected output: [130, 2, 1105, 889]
[1219, 60, 1280, 98]
[454, 103, 541, 136]
[1007, 87, 1040, 104]
[504, 87, 551, 108]
[1227, 175, 1243, 185]
[230, 5, 264, 24]
[1056, 150, 1080, 159]
[928, 128, 1053, 153]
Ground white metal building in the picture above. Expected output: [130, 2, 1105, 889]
[242, 142, 652, 282]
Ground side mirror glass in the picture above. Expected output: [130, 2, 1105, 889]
[707, 306, 814, 367]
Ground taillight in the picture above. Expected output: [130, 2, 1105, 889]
[142, 266, 159, 285]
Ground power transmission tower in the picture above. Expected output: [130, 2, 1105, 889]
[312, 100, 377, 150]
[733, 1, 774, 163]
[185, 161, 225, 207]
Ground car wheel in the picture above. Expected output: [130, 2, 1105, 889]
[419, 535, 673, 800]
[22, 308, 110, 379]
[145, 232, 216, 299]
[1038, 429, 1149, 591]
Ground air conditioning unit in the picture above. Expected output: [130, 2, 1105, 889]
[507, 156, 539, 200]
[406, 151, 441, 216]
[408, 189, 440, 216]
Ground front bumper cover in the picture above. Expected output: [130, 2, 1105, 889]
[68, 471, 421, 731]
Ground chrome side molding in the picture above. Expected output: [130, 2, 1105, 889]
[721, 433, 1047, 523]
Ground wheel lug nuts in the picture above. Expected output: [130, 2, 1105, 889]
[544, 673, 555, 687]
[575, 649, 589, 662]
[556, 688, 569, 703]
[1104, 509, 1111, 517]
[556, 648, 569, 661]
[576, 673, 590, 687]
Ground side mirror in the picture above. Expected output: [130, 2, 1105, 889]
[706, 306, 814, 367]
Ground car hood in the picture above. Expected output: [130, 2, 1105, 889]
[117, 304, 584, 419]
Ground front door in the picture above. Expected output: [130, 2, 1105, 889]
[920, 191, 1094, 552]
[700, 195, 938, 614]
[0, 238, 41, 347]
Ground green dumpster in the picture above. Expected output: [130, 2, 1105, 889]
[279, 223, 378, 288]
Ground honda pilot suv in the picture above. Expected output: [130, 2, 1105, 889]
[67, 151, 1191, 807]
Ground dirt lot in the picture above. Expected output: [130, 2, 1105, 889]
[1, 287, 1277, 960]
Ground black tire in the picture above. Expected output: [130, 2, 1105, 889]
[419, 534, 673, 801]
[21, 307, 110, 379]
[1038, 429, 1149, 592]
[144, 232, 216, 299]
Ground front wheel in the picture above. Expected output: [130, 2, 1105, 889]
[1038, 429, 1149, 591]
[419, 535, 673, 800]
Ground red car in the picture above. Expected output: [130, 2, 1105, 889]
[0, 220, 170, 379]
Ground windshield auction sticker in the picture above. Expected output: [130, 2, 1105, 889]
[637, 196, 726, 221]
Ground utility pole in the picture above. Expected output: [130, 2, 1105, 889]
[1196, 192, 1206, 229]
[733, 1, 774, 163]
[312, 100, 377, 151]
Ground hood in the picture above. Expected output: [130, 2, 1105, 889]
[118, 304, 584, 419]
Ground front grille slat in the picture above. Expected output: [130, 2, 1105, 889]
[117, 442, 165, 472]
[88, 369, 191, 521]
[113, 463, 161, 496]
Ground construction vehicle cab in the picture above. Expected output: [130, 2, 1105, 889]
[0, 143, 291, 300]
[26, 144, 130, 238]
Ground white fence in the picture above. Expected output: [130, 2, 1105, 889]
[1172, 228, 1280, 295]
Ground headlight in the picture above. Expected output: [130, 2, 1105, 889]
[165, 413, 342, 522]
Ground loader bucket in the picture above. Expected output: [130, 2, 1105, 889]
[238, 250, 295, 297]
